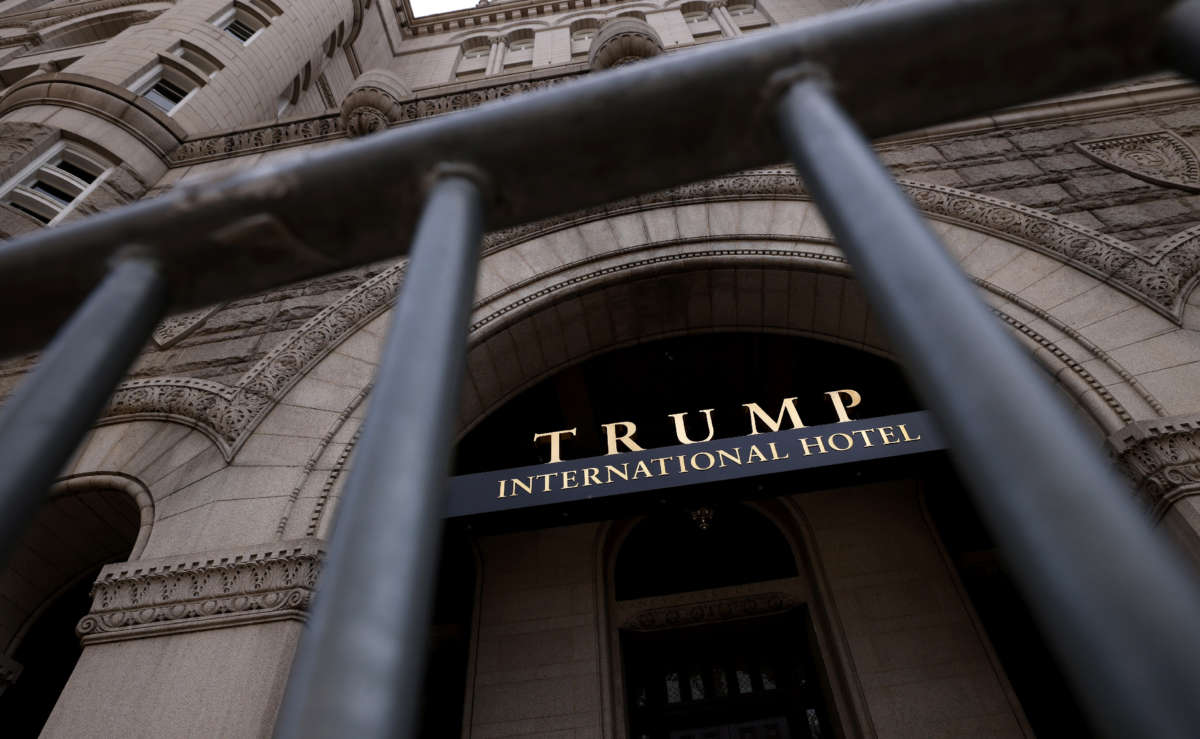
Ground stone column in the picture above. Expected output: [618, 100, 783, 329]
[711, 1, 741, 38]
[40, 540, 323, 737]
[486, 37, 506, 76]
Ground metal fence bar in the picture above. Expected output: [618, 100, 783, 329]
[776, 77, 1200, 738]
[0, 0, 1174, 357]
[0, 254, 166, 564]
[272, 172, 486, 739]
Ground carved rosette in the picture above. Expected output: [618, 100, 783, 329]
[76, 540, 323, 644]
[1110, 415, 1200, 520]
[1076, 130, 1200, 192]
[340, 69, 414, 137]
[588, 18, 664, 71]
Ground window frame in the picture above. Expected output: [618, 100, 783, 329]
[2, 142, 110, 226]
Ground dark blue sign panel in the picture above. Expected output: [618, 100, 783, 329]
[447, 411, 943, 518]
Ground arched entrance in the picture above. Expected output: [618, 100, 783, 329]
[453, 329, 1089, 737]
[0, 476, 148, 737]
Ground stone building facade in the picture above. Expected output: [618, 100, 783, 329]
[0, 0, 1198, 736]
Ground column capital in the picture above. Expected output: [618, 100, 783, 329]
[1110, 414, 1200, 520]
[76, 539, 324, 645]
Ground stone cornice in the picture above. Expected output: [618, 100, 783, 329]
[106, 172, 1199, 458]
[76, 539, 322, 644]
[0, 73, 186, 158]
[401, 0, 630, 37]
[1110, 416, 1200, 520]
[166, 72, 582, 164]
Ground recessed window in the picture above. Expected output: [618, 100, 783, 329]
[683, 10, 709, 23]
[462, 46, 489, 60]
[728, 3, 754, 16]
[3, 144, 109, 225]
[170, 41, 223, 78]
[211, 3, 269, 45]
[131, 61, 201, 115]
[145, 77, 188, 112]
[509, 39, 533, 52]
[570, 22, 598, 57]
[571, 29, 595, 42]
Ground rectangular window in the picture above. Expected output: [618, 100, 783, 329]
[224, 18, 256, 42]
[144, 77, 188, 112]
[3, 144, 109, 226]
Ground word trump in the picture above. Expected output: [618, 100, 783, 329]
[531, 389, 864, 462]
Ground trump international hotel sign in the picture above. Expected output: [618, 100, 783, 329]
[447, 390, 944, 518]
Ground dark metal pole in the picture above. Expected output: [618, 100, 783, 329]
[273, 172, 486, 739]
[776, 77, 1200, 738]
[0, 254, 166, 564]
[1162, 0, 1200, 79]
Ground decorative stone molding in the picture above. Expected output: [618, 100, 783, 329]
[588, 17, 663, 71]
[168, 73, 581, 164]
[1110, 415, 1200, 520]
[76, 539, 322, 644]
[0, 652, 21, 696]
[340, 69, 414, 137]
[1076, 130, 1200, 192]
[622, 591, 799, 631]
[101, 171, 1199, 457]
[152, 304, 223, 348]
[167, 115, 346, 166]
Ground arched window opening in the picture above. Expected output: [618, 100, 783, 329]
[456, 36, 491, 78]
[570, 18, 600, 57]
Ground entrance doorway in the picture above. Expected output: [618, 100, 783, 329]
[622, 610, 829, 739]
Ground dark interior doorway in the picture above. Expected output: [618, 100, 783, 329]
[621, 610, 830, 739]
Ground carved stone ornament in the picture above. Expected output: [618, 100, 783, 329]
[622, 591, 798, 631]
[588, 18, 664, 71]
[1076, 130, 1200, 192]
[1110, 415, 1200, 520]
[340, 69, 414, 137]
[152, 304, 223, 348]
[76, 539, 322, 644]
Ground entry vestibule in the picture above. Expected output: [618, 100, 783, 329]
[453, 331, 1092, 738]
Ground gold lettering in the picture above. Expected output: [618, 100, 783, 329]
[605, 463, 629, 483]
[537, 473, 555, 492]
[899, 424, 921, 442]
[690, 452, 715, 471]
[512, 476, 535, 495]
[825, 389, 862, 423]
[532, 427, 577, 463]
[497, 479, 507, 499]
[651, 457, 672, 476]
[799, 436, 827, 456]
[852, 428, 875, 447]
[668, 408, 716, 444]
[602, 421, 645, 455]
[768, 442, 789, 460]
[562, 470, 578, 489]
[878, 426, 899, 445]
[583, 467, 602, 486]
[747, 444, 768, 463]
[717, 448, 742, 467]
[743, 397, 805, 435]
[633, 461, 653, 479]
[676, 455, 688, 473]
[828, 433, 853, 452]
